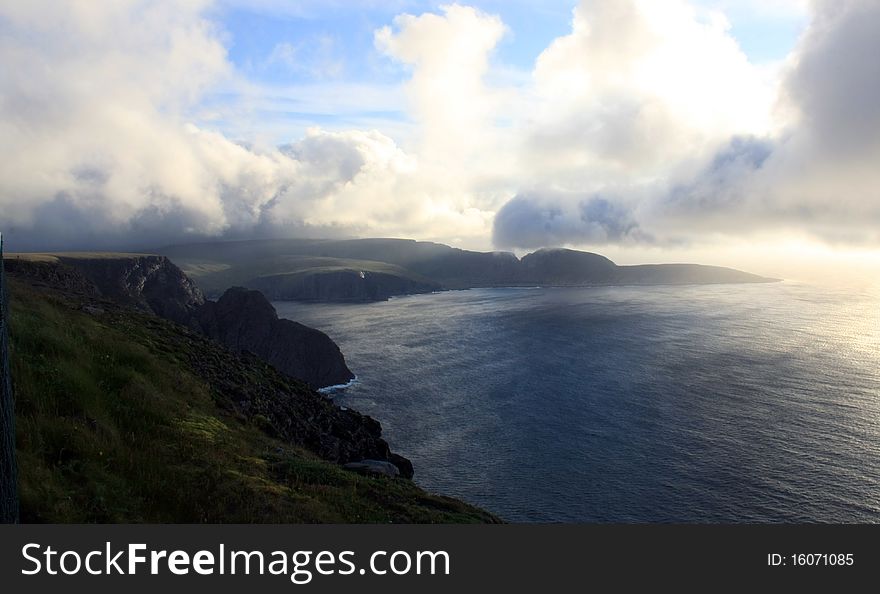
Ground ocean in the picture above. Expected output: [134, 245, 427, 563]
[274, 281, 880, 523]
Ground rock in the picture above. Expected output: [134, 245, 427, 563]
[196, 287, 355, 389]
[65, 255, 205, 324]
[5, 255, 355, 389]
[389, 453, 414, 479]
[343, 460, 401, 478]
[5, 255, 414, 479]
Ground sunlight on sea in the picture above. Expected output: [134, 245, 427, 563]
[277, 281, 880, 522]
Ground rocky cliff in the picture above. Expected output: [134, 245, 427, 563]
[197, 287, 354, 388]
[5, 253, 204, 325]
[62, 254, 204, 325]
[160, 238, 778, 302]
[246, 269, 440, 302]
[3, 253, 353, 389]
[4, 253, 413, 479]
[520, 248, 618, 285]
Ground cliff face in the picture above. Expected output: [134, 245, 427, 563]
[3, 254, 354, 389]
[197, 287, 354, 389]
[247, 269, 440, 302]
[55, 254, 205, 326]
[520, 249, 618, 285]
[161, 238, 777, 302]
[4, 254, 413, 479]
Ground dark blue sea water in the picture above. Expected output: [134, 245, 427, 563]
[274, 282, 880, 523]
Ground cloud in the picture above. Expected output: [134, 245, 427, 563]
[492, 0, 779, 248]
[375, 4, 511, 177]
[784, 0, 880, 154]
[648, 0, 880, 245]
[663, 136, 773, 216]
[0, 1, 425, 249]
[0, 0, 505, 251]
[1, 0, 878, 254]
[493, 192, 651, 249]
[524, 0, 776, 179]
[266, 35, 345, 79]
[495, 0, 880, 250]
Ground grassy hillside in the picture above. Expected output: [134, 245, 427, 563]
[159, 238, 775, 301]
[158, 239, 470, 297]
[176, 254, 436, 297]
[7, 278, 497, 523]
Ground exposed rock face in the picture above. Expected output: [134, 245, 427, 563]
[161, 238, 777, 302]
[5, 255, 414, 478]
[520, 248, 618, 285]
[247, 270, 440, 303]
[55, 255, 205, 326]
[185, 349, 409, 476]
[4, 254, 354, 388]
[197, 287, 354, 389]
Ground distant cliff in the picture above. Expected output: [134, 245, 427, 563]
[247, 269, 439, 303]
[160, 238, 779, 302]
[520, 248, 774, 286]
[3, 254, 353, 389]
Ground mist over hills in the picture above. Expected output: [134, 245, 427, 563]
[158, 238, 777, 302]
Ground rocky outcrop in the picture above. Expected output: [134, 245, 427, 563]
[343, 460, 401, 478]
[3, 254, 204, 322]
[52, 254, 204, 326]
[184, 347, 409, 476]
[5, 254, 414, 479]
[3, 254, 354, 388]
[196, 287, 354, 389]
[520, 248, 618, 285]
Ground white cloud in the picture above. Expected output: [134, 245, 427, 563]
[266, 35, 345, 79]
[0, 0, 231, 238]
[0, 0, 471, 249]
[495, 0, 880, 252]
[527, 0, 777, 179]
[647, 0, 880, 246]
[697, 0, 808, 21]
[375, 5, 510, 174]
[492, 0, 781, 248]
[1, 0, 877, 260]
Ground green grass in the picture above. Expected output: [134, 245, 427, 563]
[6, 252, 154, 262]
[8, 279, 498, 523]
[176, 255, 434, 296]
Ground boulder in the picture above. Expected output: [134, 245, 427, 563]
[342, 459, 401, 478]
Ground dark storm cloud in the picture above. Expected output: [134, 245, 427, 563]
[665, 136, 774, 214]
[492, 192, 651, 249]
[785, 0, 880, 155]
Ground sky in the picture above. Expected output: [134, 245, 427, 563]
[1, 0, 878, 281]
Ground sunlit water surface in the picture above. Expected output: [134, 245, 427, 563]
[275, 282, 880, 522]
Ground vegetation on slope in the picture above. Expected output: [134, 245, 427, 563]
[7, 278, 497, 523]
[173, 253, 439, 299]
[159, 238, 775, 302]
